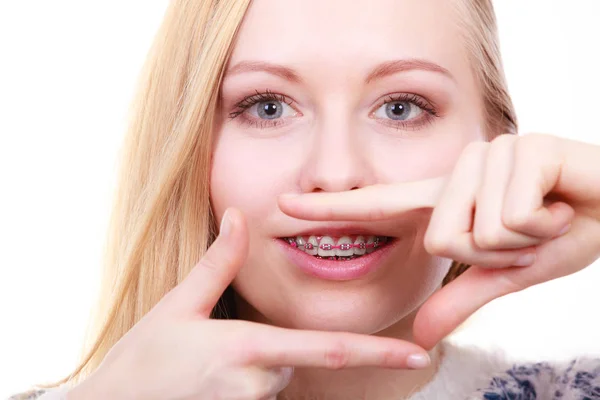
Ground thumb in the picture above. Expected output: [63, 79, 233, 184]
[163, 207, 249, 318]
[413, 218, 599, 350]
[412, 266, 517, 350]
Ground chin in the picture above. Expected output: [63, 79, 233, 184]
[233, 240, 451, 336]
[235, 283, 428, 337]
[283, 303, 411, 335]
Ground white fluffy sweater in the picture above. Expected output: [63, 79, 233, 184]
[409, 342, 600, 399]
[9, 342, 600, 399]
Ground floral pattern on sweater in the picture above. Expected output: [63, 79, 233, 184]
[477, 358, 600, 399]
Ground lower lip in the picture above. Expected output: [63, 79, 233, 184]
[276, 238, 399, 281]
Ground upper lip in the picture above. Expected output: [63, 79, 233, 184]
[277, 223, 397, 238]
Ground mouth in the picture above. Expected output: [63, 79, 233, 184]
[276, 233, 399, 281]
[278, 235, 393, 261]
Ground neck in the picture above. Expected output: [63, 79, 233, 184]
[236, 297, 442, 400]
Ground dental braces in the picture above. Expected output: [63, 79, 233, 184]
[285, 238, 381, 250]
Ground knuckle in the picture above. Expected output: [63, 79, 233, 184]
[464, 141, 489, 155]
[368, 206, 387, 221]
[323, 205, 336, 219]
[424, 231, 452, 256]
[473, 227, 503, 249]
[518, 133, 552, 156]
[502, 209, 532, 231]
[378, 348, 399, 368]
[490, 133, 516, 146]
[323, 341, 351, 370]
[456, 141, 489, 170]
[520, 132, 546, 144]
[242, 379, 271, 400]
[230, 339, 262, 365]
[518, 138, 538, 156]
[462, 141, 489, 161]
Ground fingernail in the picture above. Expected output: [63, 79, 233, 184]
[558, 224, 571, 236]
[220, 209, 232, 238]
[514, 253, 536, 267]
[406, 353, 431, 369]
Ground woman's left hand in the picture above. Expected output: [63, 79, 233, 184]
[278, 133, 600, 349]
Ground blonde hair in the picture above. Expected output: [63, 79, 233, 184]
[38, 0, 515, 389]
[444, 0, 518, 284]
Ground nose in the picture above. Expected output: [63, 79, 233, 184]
[298, 115, 375, 193]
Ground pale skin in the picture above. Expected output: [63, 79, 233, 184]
[68, 0, 600, 399]
[278, 134, 600, 350]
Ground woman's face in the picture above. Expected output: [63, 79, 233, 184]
[211, 0, 485, 335]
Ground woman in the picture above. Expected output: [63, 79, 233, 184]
[12, 0, 600, 399]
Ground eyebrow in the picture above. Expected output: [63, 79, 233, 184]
[225, 58, 454, 84]
[226, 61, 303, 83]
[365, 59, 454, 83]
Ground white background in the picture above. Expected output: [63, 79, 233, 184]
[0, 1, 599, 397]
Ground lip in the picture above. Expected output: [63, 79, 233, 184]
[275, 222, 396, 239]
[275, 237, 399, 281]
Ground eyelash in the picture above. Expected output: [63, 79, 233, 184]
[376, 93, 439, 130]
[228, 89, 439, 130]
[228, 89, 294, 129]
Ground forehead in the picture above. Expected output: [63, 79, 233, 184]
[229, 0, 468, 78]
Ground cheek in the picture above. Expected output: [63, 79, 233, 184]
[371, 125, 483, 182]
[209, 132, 299, 224]
[211, 137, 260, 222]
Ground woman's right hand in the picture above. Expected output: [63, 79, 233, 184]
[67, 208, 429, 400]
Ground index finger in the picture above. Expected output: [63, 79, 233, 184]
[251, 325, 430, 370]
[277, 177, 446, 221]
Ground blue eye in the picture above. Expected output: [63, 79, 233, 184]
[374, 100, 423, 121]
[248, 100, 292, 120]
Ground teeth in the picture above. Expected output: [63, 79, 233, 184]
[306, 236, 318, 256]
[317, 236, 336, 257]
[335, 236, 354, 257]
[353, 236, 366, 255]
[285, 234, 389, 258]
[366, 236, 376, 254]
